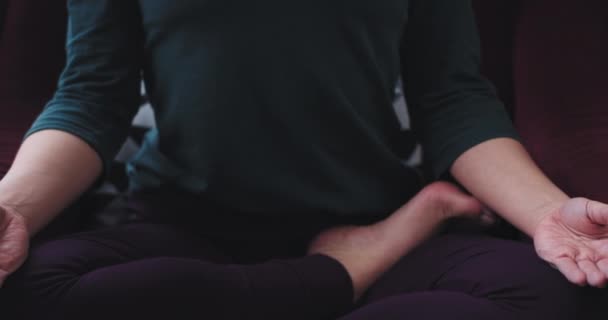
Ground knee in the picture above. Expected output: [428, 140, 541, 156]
[5, 239, 88, 311]
[449, 240, 584, 319]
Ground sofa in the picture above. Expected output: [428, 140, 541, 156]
[0, 0, 67, 177]
[474, 0, 608, 203]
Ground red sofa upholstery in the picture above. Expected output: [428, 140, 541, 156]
[474, 0, 608, 202]
[0, 0, 67, 177]
[514, 0, 608, 202]
[472, 0, 521, 111]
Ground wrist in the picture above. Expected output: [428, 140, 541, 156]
[529, 198, 569, 237]
[0, 202, 32, 237]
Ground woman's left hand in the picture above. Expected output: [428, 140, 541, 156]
[534, 198, 608, 287]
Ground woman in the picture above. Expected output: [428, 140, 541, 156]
[1, 0, 607, 319]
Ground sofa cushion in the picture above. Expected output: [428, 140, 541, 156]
[513, 0, 608, 201]
[0, 0, 67, 176]
[472, 0, 521, 113]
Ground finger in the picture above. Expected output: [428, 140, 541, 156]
[479, 213, 496, 226]
[586, 200, 608, 226]
[597, 259, 608, 279]
[554, 257, 586, 286]
[578, 259, 607, 288]
[0, 270, 7, 288]
[478, 207, 499, 226]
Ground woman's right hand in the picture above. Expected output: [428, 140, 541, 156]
[0, 205, 29, 287]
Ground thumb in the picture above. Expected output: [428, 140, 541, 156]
[478, 207, 499, 226]
[586, 200, 608, 226]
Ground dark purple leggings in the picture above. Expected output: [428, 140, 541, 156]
[6, 197, 584, 320]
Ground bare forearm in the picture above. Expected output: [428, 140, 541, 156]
[0, 130, 102, 235]
[450, 138, 569, 236]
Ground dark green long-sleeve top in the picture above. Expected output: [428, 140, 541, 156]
[28, 0, 518, 218]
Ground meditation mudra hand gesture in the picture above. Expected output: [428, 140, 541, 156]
[535, 198, 608, 287]
[0, 206, 28, 287]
